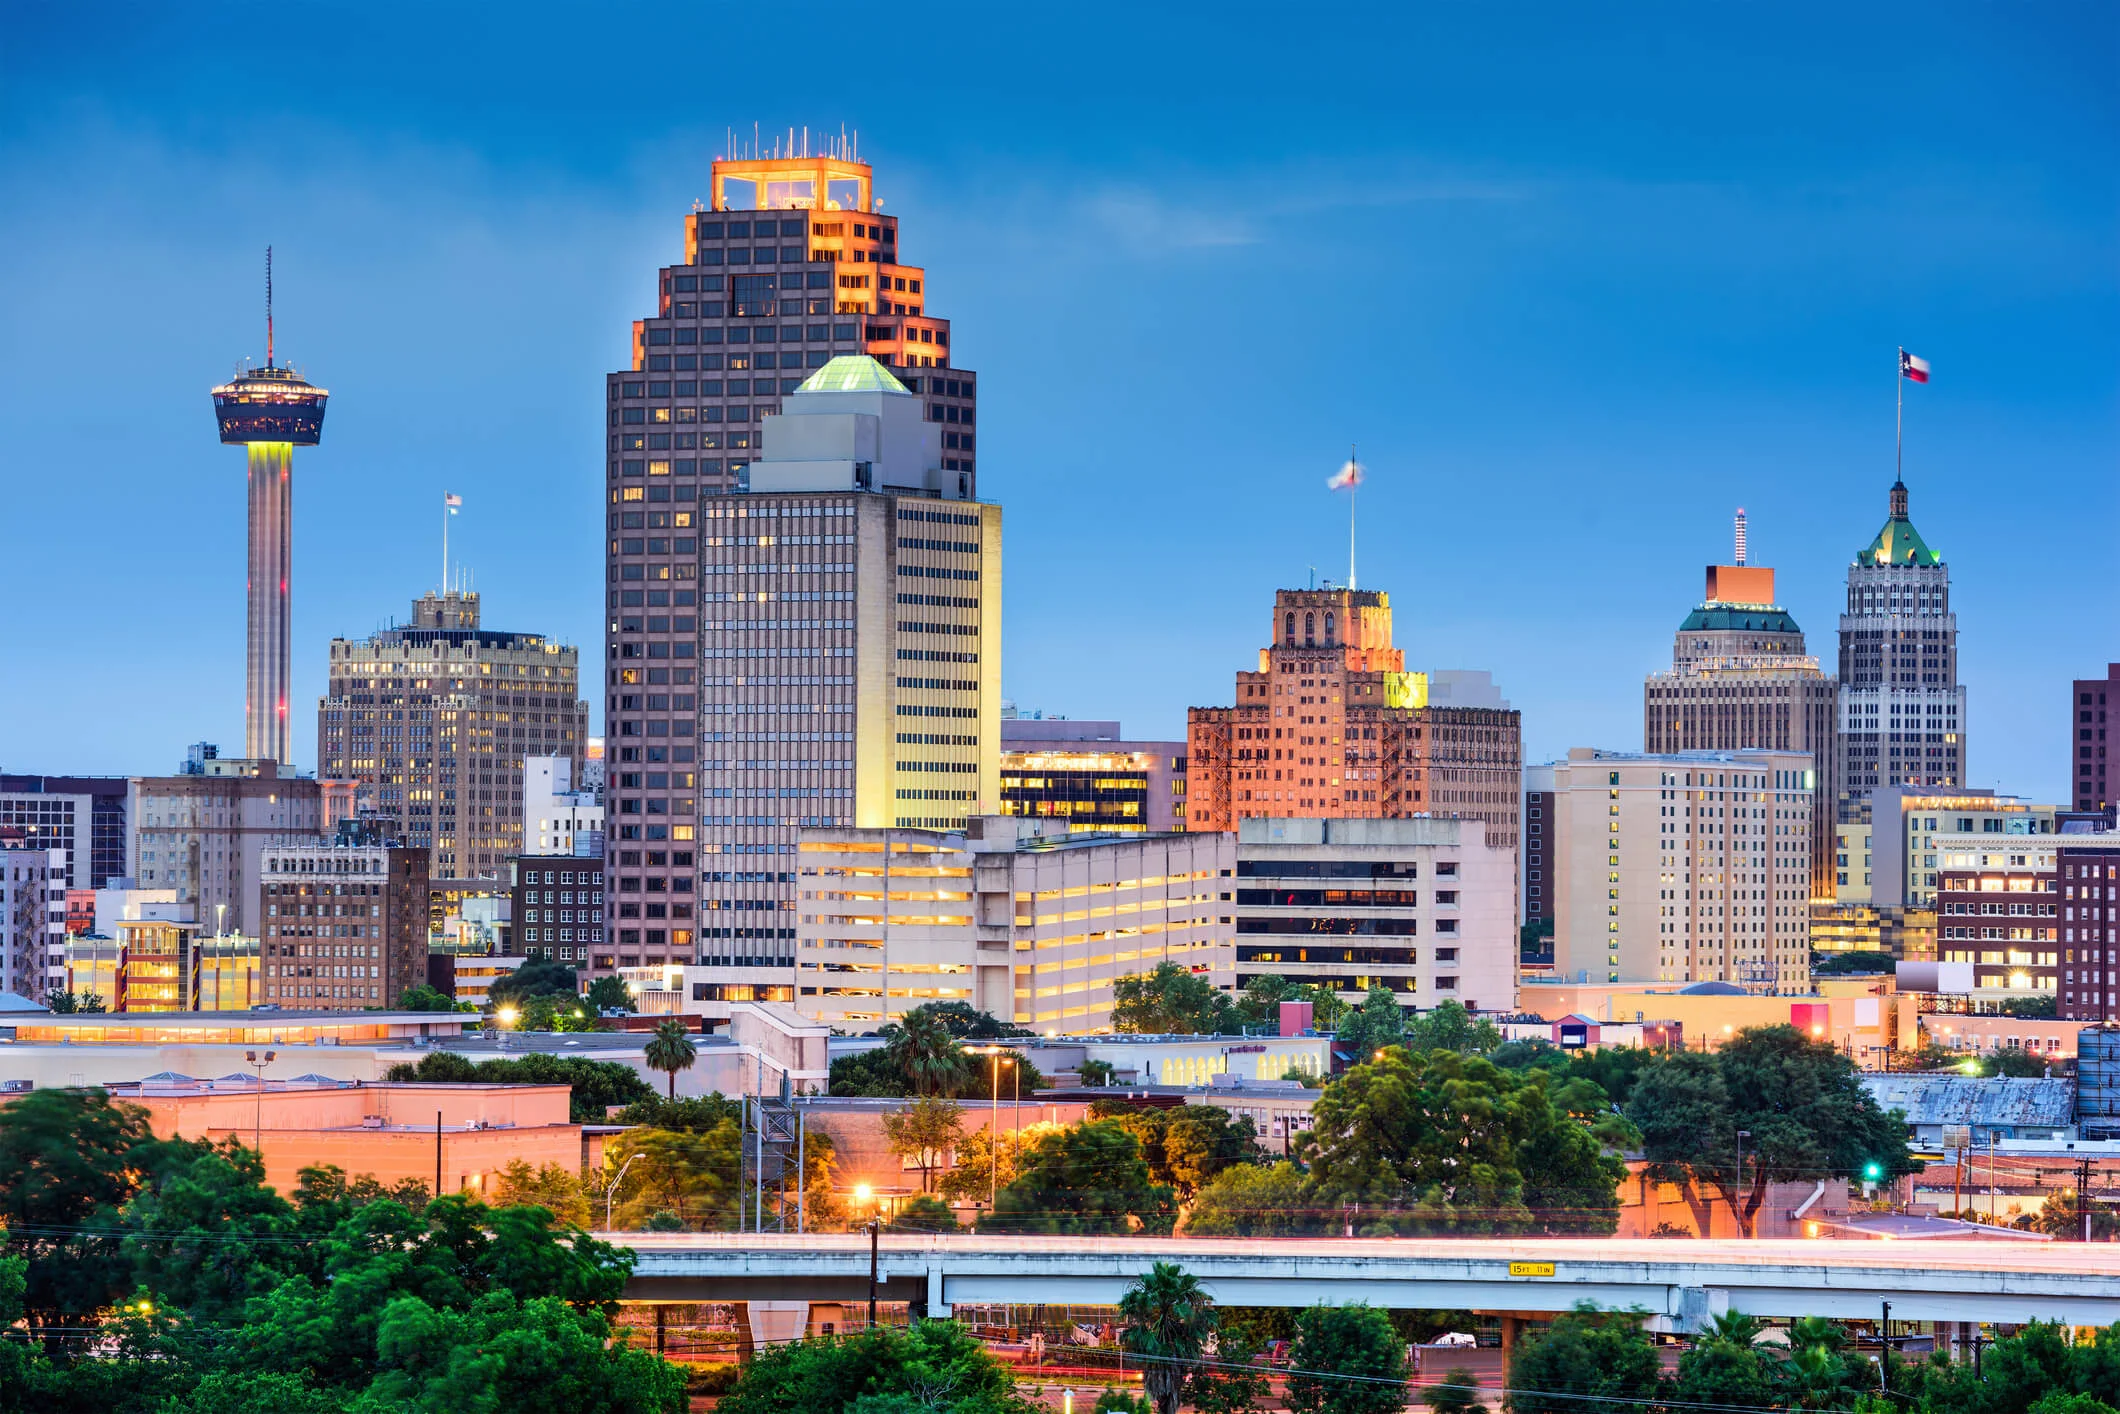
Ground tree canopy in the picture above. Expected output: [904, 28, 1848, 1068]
[1113, 961, 1237, 1035]
[988, 1119, 1174, 1234]
[487, 955, 583, 1006]
[384, 1050, 657, 1122]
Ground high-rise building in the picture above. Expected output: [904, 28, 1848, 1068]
[0, 776, 130, 889]
[600, 142, 983, 991]
[2071, 664, 2116, 815]
[316, 591, 589, 882]
[1836, 479, 1966, 821]
[999, 718, 1187, 834]
[794, 816, 1231, 1032]
[602, 355, 1000, 1005]
[1185, 588, 1522, 870]
[1235, 817, 1516, 1016]
[2060, 831, 2120, 1021]
[1532, 748, 1813, 992]
[1644, 511, 1838, 900]
[209, 252, 328, 767]
[257, 840, 430, 1010]
[126, 757, 327, 936]
[0, 835, 65, 1000]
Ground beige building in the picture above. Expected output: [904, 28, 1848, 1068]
[1533, 748, 1813, 992]
[257, 840, 432, 1010]
[793, 815, 1231, 1033]
[316, 591, 589, 884]
[1643, 515, 1838, 902]
[1235, 816, 1516, 1016]
[127, 759, 336, 935]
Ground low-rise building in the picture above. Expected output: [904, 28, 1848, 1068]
[2060, 830, 2120, 1022]
[511, 854, 607, 963]
[998, 718, 1187, 835]
[1860, 1073, 2078, 1145]
[258, 841, 430, 1010]
[1, 837, 65, 1000]
[1235, 816, 1515, 1015]
[1933, 836, 2060, 996]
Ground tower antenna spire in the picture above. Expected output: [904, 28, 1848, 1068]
[265, 245, 274, 368]
[1734, 506, 1747, 565]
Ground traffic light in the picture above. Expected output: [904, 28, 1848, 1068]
[1863, 1161, 1884, 1181]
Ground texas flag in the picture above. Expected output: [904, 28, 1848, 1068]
[1326, 457, 1363, 491]
[1900, 350, 1931, 384]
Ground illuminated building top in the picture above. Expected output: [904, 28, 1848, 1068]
[1856, 478, 1941, 567]
[212, 364, 328, 446]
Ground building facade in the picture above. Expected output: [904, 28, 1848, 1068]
[1235, 816, 1515, 1016]
[257, 841, 430, 1009]
[1934, 835, 2060, 998]
[1644, 517, 1838, 900]
[0, 775, 129, 889]
[1533, 748, 1813, 992]
[126, 760, 326, 936]
[600, 145, 984, 992]
[0, 839, 64, 1000]
[793, 816, 1231, 1033]
[2073, 665, 2116, 816]
[2061, 832, 2120, 1022]
[524, 755, 604, 856]
[512, 854, 607, 964]
[1185, 587, 1523, 876]
[316, 591, 589, 882]
[1865, 788, 2058, 910]
[1836, 479, 1966, 821]
[999, 718, 1187, 834]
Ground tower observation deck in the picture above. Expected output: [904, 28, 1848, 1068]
[210, 249, 327, 766]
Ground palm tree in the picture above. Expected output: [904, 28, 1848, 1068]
[886, 1006, 970, 1097]
[643, 1020, 697, 1099]
[1118, 1260, 1217, 1414]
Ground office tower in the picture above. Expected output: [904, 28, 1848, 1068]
[0, 775, 130, 888]
[209, 253, 328, 766]
[1235, 817, 1515, 1015]
[1933, 835, 2060, 997]
[999, 718, 1187, 833]
[1858, 788, 2059, 909]
[601, 355, 1000, 1010]
[512, 855, 607, 964]
[2060, 833, 2120, 1021]
[601, 143, 983, 988]
[1644, 512, 1838, 900]
[1185, 588, 1522, 865]
[126, 755, 327, 936]
[1534, 748, 1813, 992]
[524, 755, 605, 855]
[794, 816, 1230, 1032]
[0, 834, 64, 1000]
[257, 840, 429, 1009]
[316, 591, 589, 881]
[1836, 479, 1965, 820]
[2072, 664, 2116, 814]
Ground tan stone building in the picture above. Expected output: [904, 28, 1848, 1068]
[127, 758, 338, 935]
[1532, 747, 1813, 992]
[257, 839, 431, 1010]
[316, 591, 588, 883]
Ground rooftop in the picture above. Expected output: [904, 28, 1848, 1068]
[1677, 604, 1804, 634]
[1856, 479, 1943, 567]
[1860, 1074, 2076, 1128]
[796, 354, 909, 396]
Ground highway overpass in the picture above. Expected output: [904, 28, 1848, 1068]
[614, 1234, 2120, 1331]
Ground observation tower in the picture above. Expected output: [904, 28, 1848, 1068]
[210, 248, 328, 766]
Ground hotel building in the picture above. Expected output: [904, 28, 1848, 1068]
[2060, 832, 2120, 1021]
[1185, 588, 1522, 873]
[1933, 835, 2059, 998]
[794, 815, 1231, 1033]
[999, 718, 1187, 834]
[257, 840, 430, 1010]
[1235, 816, 1515, 1015]
[316, 591, 589, 882]
[601, 144, 983, 987]
[1533, 748, 1813, 992]
[1644, 513, 1838, 900]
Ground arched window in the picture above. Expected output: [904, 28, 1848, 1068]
[1325, 611, 1336, 644]
[1304, 612, 1315, 646]
[1284, 612, 1296, 644]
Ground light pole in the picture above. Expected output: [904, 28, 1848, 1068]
[867, 1215, 880, 1331]
[976, 1047, 1015, 1210]
[605, 1152, 644, 1231]
[1733, 1128, 1751, 1237]
[245, 1049, 276, 1155]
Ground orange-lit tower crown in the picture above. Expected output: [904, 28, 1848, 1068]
[210, 248, 327, 765]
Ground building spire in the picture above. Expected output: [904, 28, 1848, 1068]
[265, 245, 274, 368]
[1889, 478, 1908, 521]
[1734, 507, 1748, 566]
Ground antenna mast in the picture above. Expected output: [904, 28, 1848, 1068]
[265, 245, 274, 368]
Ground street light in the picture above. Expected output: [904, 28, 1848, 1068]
[244, 1049, 276, 1155]
[975, 1047, 1016, 1210]
[605, 1152, 645, 1231]
[1734, 1128, 1751, 1236]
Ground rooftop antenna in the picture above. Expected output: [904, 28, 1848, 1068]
[1734, 507, 1748, 566]
[265, 245, 274, 368]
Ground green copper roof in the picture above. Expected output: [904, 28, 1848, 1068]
[1857, 480, 1943, 566]
[1678, 604, 1803, 634]
[796, 355, 910, 396]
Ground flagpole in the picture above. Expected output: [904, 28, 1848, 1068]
[442, 494, 449, 595]
[1347, 441, 1357, 592]
[1895, 347, 1904, 485]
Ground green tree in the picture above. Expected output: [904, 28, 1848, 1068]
[385, 1050, 657, 1122]
[1186, 1161, 1314, 1237]
[1401, 998, 1501, 1056]
[829, 1046, 910, 1097]
[1080, 1058, 1118, 1087]
[1335, 985, 1408, 1060]
[1235, 974, 1294, 1031]
[491, 1159, 592, 1229]
[1811, 950, 1897, 976]
[907, 1000, 1031, 1040]
[1505, 1304, 1662, 1414]
[43, 988, 106, 1014]
[584, 975, 634, 1013]
[612, 1092, 743, 1132]
[1108, 1105, 1259, 1201]
[880, 1096, 964, 1194]
[1113, 961, 1234, 1035]
[397, 983, 461, 1012]
[486, 955, 581, 1006]
[1421, 1369, 1484, 1414]
[603, 1122, 743, 1230]
[2035, 1188, 2120, 1240]
[888, 1193, 959, 1234]
[1669, 1313, 1776, 1411]
[123, 1139, 301, 1324]
[964, 1048, 1048, 1099]
[643, 1019, 699, 1098]
[718, 1320, 1029, 1414]
[1629, 1026, 1917, 1236]
[1119, 1260, 1218, 1414]
[886, 1006, 974, 1097]
[989, 1120, 1173, 1234]
[1296, 983, 1348, 1032]
[1285, 1303, 1408, 1414]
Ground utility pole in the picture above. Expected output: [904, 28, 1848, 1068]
[435, 1110, 443, 1198]
[867, 1217, 880, 1330]
[2078, 1155, 2097, 1242]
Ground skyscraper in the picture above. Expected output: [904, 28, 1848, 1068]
[1185, 587, 1522, 865]
[316, 591, 589, 881]
[210, 251, 327, 767]
[2071, 664, 2116, 815]
[1836, 479, 1965, 821]
[1644, 511, 1838, 900]
[601, 140, 983, 985]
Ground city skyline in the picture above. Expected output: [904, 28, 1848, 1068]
[1, 7, 2112, 809]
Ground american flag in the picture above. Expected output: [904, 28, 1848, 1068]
[444, 492, 462, 512]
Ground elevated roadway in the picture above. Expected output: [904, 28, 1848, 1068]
[613, 1234, 2120, 1330]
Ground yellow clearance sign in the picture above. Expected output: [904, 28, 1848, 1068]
[1508, 1262, 1557, 1277]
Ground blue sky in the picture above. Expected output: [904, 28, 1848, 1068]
[2, 4, 2112, 801]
